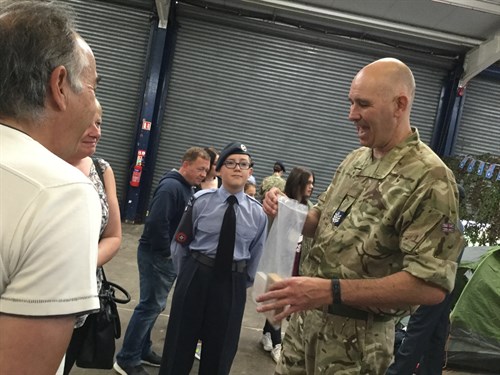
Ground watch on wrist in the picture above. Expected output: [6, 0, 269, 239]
[331, 278, 342, 305]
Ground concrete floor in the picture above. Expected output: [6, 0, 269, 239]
[71, 223, 488, 375]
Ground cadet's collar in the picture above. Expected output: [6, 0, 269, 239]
[218, 186, 245, 204]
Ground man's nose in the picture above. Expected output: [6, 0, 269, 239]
[348, 105, 360, 121]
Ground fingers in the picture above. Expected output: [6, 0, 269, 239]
[262, 187, 282, 217]
[274, 305, 296, 321]
[262, 200, 277, 217]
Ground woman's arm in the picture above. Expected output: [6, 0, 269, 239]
[97, 165, 122, 266]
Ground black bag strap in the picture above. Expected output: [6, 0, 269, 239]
[100, 267, 131, 305]
[92, 157, 105, 188]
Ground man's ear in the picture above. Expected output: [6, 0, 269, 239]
[394, 94, 409, 116]
[48, 65, 70, 111]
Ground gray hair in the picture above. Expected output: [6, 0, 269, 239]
[0, 0, 88, 121]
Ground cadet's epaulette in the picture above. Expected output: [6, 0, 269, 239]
[246, 194, 263, 207]
[193, 188, 217, 200]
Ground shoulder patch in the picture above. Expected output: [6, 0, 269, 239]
[175, 231, 188, 244]
[441, 222, 456, 233]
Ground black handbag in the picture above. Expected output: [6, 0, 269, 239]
[76, 268, 131, 369]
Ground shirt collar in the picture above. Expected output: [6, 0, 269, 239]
[357, 127, 420, 179]
[218, 186, 246, 204]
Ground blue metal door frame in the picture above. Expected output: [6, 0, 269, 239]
[123, 4, 178, 223]
[432, 63, 500, 158]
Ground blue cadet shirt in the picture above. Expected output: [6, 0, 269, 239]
[171, 186, 267, 287]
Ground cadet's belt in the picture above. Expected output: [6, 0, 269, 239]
[320, 304, 394, 322]
[191, 251, 247, 273]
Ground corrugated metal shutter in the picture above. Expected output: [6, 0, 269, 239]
[154, 7, 448, 198]
[62, 0, 152, 202]
[455, 75, 500, 156]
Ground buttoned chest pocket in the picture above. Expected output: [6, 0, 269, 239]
[197, 219, 221, 236]
[197, 215, 257, 242]
[236, 223, 259, 241]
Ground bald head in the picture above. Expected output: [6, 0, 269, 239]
[348, 58, 415, 158]
[355, 58, 415, 110]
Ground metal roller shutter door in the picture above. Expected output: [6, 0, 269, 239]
[154, 9, 448, 197]
[62, 0, 151, 203]
[455, 76, 500, 156]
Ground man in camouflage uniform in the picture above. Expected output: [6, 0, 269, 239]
[259, 161, 286, 201]
[257, 58, 464, 374]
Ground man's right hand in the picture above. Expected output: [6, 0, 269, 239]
[262, 187, 282, 217]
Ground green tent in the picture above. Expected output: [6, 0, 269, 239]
[447, 245, 500, 372]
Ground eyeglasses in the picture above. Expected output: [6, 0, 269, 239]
[223, 160, 252, 170]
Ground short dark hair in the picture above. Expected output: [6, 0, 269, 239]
[284, 166, 314, 204]
[182, 147, 210, 163]
[0, 0, 86, 121]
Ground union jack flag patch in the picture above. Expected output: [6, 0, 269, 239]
[441, 223, 456, 233]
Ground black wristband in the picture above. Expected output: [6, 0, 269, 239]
[331, 278, 342, 305]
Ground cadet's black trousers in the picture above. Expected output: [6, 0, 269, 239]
[159, 255, 246, 375]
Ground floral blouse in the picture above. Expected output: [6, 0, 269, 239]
[75, 157, 110, 328]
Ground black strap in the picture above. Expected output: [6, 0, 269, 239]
[100, 267, 131, 304]
[92, 157, 105, 188]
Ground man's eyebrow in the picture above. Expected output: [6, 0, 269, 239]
[96, 75, 102, 84]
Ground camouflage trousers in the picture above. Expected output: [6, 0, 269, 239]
[275, 309, 395, 375]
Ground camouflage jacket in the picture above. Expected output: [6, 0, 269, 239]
[301, 129, 464, 314]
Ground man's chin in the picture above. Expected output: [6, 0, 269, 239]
[358, 138, 370, 147]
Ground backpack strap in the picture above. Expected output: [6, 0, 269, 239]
[92, 157, 105, 188]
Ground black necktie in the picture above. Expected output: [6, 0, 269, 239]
[215, 195, 238, 279]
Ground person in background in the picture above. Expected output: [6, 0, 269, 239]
[0, 1, 102, 373]
[195, 147, 220, 191]
[259, 166, 315, 363]
[257, 58, 464, 374]
[259, 161, 286, 201]
[114, 147, 210, 375]
[63, 101, 122, 374]
[160, 142, 267, 375]
[386, 184, 467, 375]
[244, 180, 257, 198]
[247, 174, 257, 186]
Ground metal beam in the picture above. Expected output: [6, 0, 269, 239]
[155, 0, 171, 28]
[433, 0, 500, 16]
[237, 0, 482, 48]
[459, 32, 500, 87]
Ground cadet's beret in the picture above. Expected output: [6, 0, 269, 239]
[215, 142, 252, 171]
[274, 160, 286, 173]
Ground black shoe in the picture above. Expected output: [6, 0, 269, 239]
[113, 362, 150, 375]
[141, 350, 162, 367]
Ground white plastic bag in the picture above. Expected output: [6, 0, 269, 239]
[253, 196, 308, 327]
[257, 195, 308, 277]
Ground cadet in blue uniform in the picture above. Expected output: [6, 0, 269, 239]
[159, 142, 268, 375]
